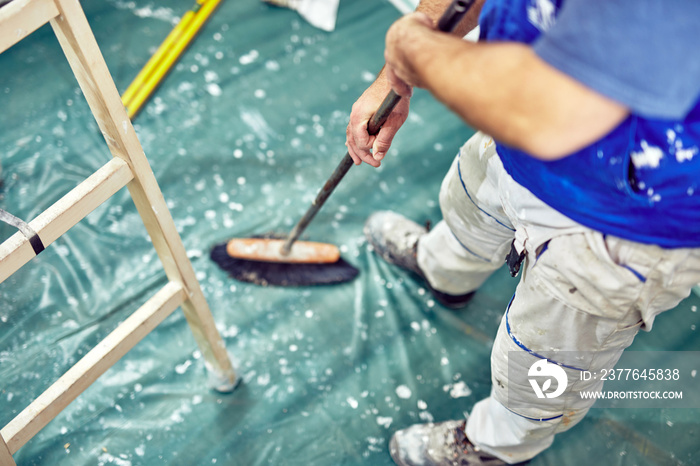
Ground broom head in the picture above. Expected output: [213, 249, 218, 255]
[211, 235, 359, 286]
[225, 238, 340, 263]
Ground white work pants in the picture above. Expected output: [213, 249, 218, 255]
[416, 132, 700, 463]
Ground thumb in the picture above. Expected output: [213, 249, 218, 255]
[372, 128, 398, 161]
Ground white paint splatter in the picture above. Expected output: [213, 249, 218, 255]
[527, 0, 556, 31]
[178, 81, 195, 93]
[175, 360, 192, 374]
[239, 50, 259, 65]
[395, 385, 412, 399]
[448, 381, 472, 398]
[206, 83, 223, 97]
[129, 5, 178, 23]
[361, 70, 376, 82]
[676, 146, 698, 163]
[666, 129, 676, 144]
[204, 70, 219, 83]
[98, 452, 132, 466]
[631, 140, 664, 169]
[376, 416, 393, 428]
[220, 324, 239, 338]
[257, 373, 270, 386]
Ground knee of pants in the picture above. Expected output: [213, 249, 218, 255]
[489, 314, 602, 426]
[437, 141, 514, 264]
[487, 234, 654, 423]
[438, 135, 505, 229]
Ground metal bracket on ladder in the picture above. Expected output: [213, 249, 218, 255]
[0, 0, 238, 462]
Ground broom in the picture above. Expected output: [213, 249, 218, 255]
[211, 0, 474, 286]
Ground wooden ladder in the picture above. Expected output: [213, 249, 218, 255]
[0, 0, 238, 462]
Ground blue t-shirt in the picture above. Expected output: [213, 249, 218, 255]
[479, 0, 700, 248]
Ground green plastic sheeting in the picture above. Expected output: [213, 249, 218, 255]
[1, 0, 699, 464]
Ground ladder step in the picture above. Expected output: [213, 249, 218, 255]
[0, 280, 187, 454]
[0, 0, 60, 54]
[0, 157, 133, 284]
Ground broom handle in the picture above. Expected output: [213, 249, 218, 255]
[281, 0, 474, 255]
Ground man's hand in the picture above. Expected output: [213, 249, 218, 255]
[345, 75, 411, 167]
[384, 13, 435, 96]
[344, 0, 483, 167]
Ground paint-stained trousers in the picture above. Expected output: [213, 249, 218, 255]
[416, 132, 700, 464]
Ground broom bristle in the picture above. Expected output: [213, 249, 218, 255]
[210, 242, 359, 286]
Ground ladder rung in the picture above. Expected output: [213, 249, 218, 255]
[0, 0, 60, 54]
[1, 280, 186, 454]
[0, 157, 133, 284]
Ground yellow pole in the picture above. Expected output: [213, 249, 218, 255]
[121, 11, 196, 107]
[121, 0, 222, 119]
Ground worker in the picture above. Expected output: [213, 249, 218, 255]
[346, 0, 700, 464]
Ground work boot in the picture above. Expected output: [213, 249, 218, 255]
[389, 420, 507, 466]
[364, 211, 474, 309]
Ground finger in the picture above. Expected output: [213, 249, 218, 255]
[359, 149, 381, 167]
[349, 103, 374, 150]
[385, 66, 413, 97]
[346, 142, 362, 165]
[347, 127, 380, 167]
[346, 125, 368, 164]
[346, 129, 374, 162]
[372, 130, 395, 161]
[371, 126, 392, 161]
[372, 97, 410, 161]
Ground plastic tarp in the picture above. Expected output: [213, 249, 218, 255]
[1, 0, 699, 464]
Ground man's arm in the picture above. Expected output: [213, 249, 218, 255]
[384, 14, 629, 160]
[346, 0, 485, 167]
